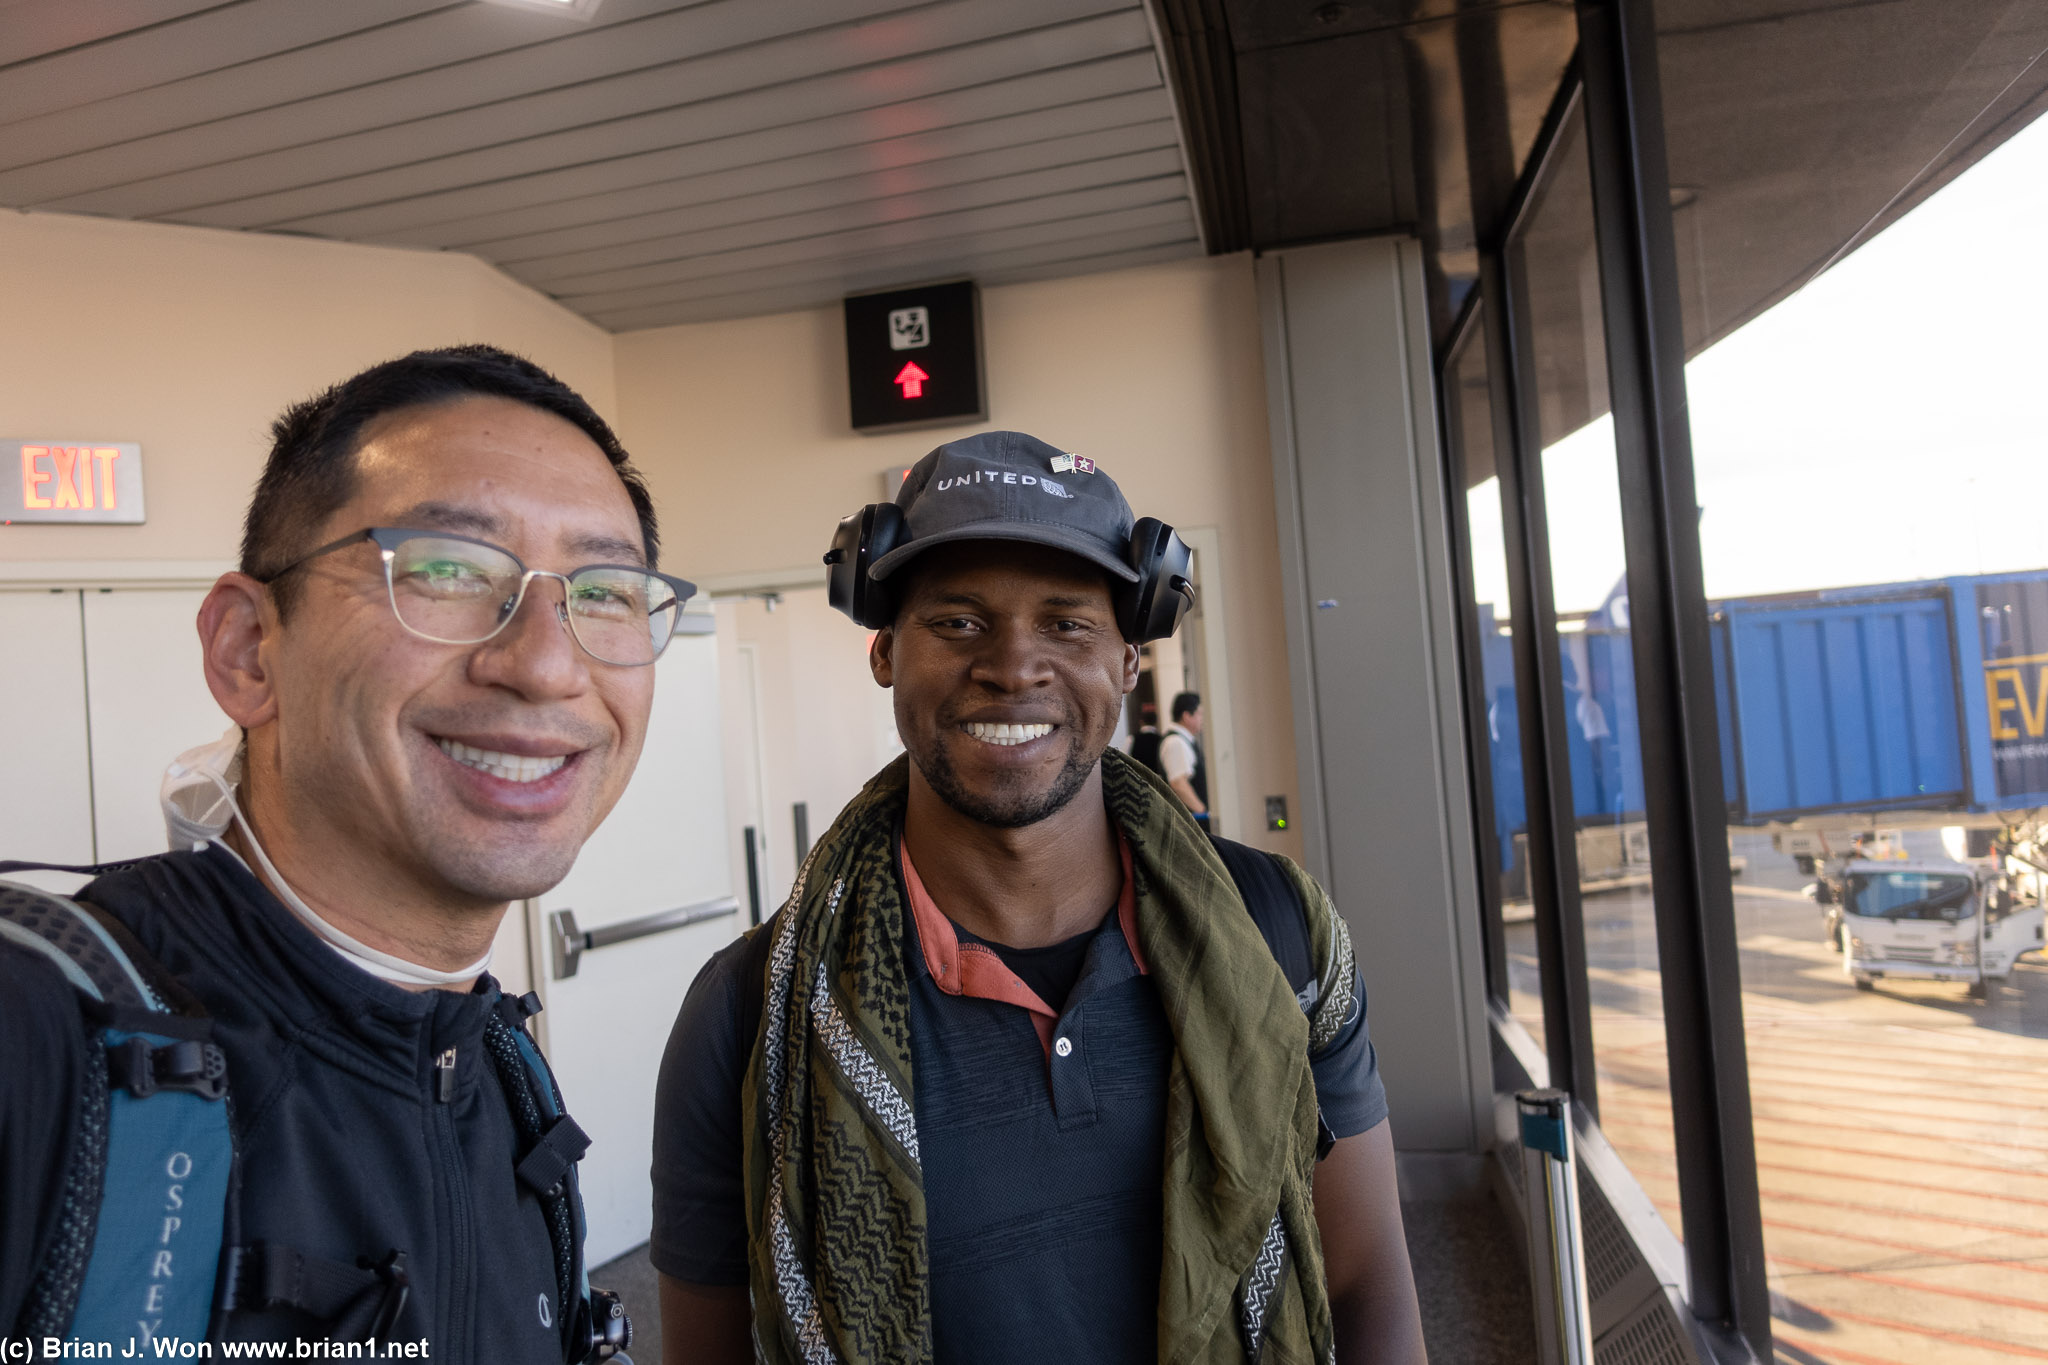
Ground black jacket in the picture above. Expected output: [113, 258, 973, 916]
[0, 847, 571, 1362]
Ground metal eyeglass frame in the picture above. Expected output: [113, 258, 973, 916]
[261, 526, 698, 665]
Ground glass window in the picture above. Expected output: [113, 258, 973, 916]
[1404, 5, 1579, 347]
[1658, 4, 2048, 1356]
[1444, 309, 1545, 1041]
[1507, 98, 1679, 1236]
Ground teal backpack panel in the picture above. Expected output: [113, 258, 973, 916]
[67, 1027, 234, 1356]
[0, 880, 235, 1355]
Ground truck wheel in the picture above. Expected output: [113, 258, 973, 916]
[1967, 980, 1989, 1000]
[1853, 975, 1875, 991]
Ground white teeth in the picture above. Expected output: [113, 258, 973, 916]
[436, 738, 569, 784]
[963, 722, 1053, 747]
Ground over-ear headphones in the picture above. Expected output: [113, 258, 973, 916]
[824, 502, 909, 631]
[824, 505, 1194, 643]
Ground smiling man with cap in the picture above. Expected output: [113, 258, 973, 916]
[652, 430, 1425, 1365]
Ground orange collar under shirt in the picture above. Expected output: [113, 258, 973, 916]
[899, 833, 1148, 1056]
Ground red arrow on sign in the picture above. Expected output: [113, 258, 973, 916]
[893, 361, 929, 399]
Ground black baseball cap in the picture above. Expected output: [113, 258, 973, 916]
[868, 430, 1140, 584]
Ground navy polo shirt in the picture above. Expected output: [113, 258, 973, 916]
[651, 836, 1386, 1364]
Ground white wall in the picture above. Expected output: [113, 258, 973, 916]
[0, 209, 614, 570]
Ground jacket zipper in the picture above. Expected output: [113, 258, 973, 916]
[429, 1041, 473, 1361]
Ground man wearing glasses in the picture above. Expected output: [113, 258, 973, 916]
[0, 346, 684, 1362]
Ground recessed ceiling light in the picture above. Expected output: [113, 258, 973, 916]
[479, 0, 603, 19]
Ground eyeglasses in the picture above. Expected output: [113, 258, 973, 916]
[262, 527, 697, 666]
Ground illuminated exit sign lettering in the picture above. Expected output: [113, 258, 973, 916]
[844, 280, 985, 433]
[4, 441, 145, 524]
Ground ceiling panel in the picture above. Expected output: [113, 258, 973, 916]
[452, 111, 1180, 258]
[0, 0, 713, 174]
[560, 198, 1198, 315]
[0, 0, 227, 69]
[547, 175, 1186, 299]
[584, 206, 1200, 329]
[24, 0, 1127, 215]
[0, 0, 453, 126]
[286, 60, 1169, 243]
[0, 0, 1202, 331]
[591, 238, 1201, 330]
[505, 145, 1185, 284]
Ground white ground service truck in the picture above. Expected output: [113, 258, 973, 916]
[1840, 857, 2045, 997]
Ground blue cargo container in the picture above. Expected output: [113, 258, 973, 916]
[1715, 571, 2048, 820]
[1474, 569, 2048, 886]
[1713, 591, 1965, 819]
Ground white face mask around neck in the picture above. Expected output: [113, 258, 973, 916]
[161, 726, 492, 989]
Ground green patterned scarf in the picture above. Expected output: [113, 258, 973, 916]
[740, 747, 1353, 1364]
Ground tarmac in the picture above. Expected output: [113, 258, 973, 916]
[1508, 829, 2048, 1365]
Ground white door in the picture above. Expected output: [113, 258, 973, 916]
[0, 587, 229, 869]
[715, 587, 901, 912]
[0, 589, 95, 869]
[1985, 904, 2045, 978]
[722, 639, 772, 923]
[532, 617, 739, 1266]
[82, 587, 232, 861]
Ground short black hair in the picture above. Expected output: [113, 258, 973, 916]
[242, 345, 658, 614]
[1171, 691, 1201, 721]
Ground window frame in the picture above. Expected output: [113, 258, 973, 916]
[1436, 5, 1773, 1353]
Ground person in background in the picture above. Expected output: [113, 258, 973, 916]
[1161, 689, 1209, 825]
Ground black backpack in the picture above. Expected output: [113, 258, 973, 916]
[0, 869, 631, 1362]
[1128, 729, 1166, 780]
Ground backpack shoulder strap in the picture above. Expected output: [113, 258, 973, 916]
[0, 879, 168, 1010]
[1206, 836, 1315, 1004]
[486, 993, 631, 1363]
[0, 880, 234, 1354]
[1205, 840, 1343, 1160]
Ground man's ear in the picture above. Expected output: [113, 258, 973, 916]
[1120, 642, 1141, 694]
[198, 573, 280, 729]
[869, 625, 896, 688]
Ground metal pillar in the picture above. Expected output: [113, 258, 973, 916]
[1575, 1, 1770, 1354]
[1518, 1089, 1595, 1365]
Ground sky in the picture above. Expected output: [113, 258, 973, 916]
[1471, 106, 2048, 617]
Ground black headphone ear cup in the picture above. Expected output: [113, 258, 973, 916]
[825, 502, 911, 628]
[1121, 518, 1195, 643]
[859, 502, 909, 629]
[825, 509, 866, 622]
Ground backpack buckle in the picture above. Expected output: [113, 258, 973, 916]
[514, 1114, 592, 1200]
[108, 1036, 228, 1100]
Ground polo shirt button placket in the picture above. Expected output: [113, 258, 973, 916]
[1048, 1010, 1098, 1130]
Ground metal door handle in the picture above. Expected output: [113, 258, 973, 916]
[550, 897, 739, 979]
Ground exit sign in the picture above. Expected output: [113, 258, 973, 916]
[844, 280, 986, 433]
[5, 441, 145, 524]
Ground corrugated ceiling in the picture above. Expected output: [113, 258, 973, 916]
[0, 0, 1205, 331]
